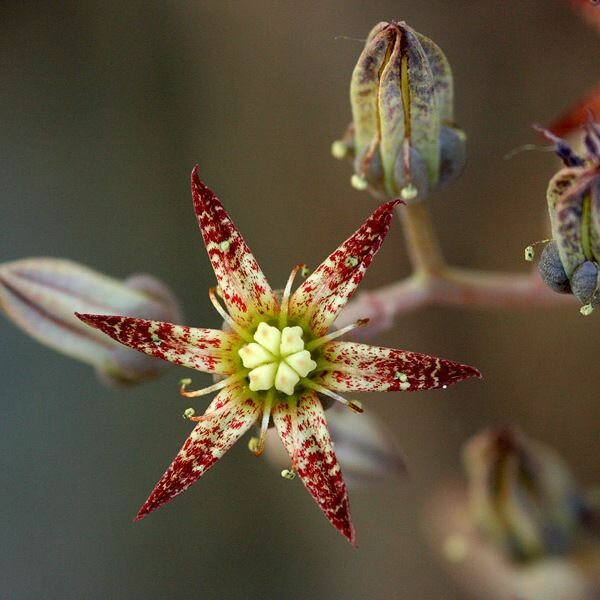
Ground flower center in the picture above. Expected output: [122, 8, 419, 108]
[238, 322, 317, 396]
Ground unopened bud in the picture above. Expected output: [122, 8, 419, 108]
[463, 427, 587, 562]
[0, 258, 182, 386]
[334, 21, 466, 202]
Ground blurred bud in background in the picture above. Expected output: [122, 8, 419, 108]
[424, 426, 600, 600]
[332, 21, 466, 202]
[534, 122, 600, 315]
[0, 258, 182, 386]
[264, 403, 407, 488]
[463, 427, 588, 562]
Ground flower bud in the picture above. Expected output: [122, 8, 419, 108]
[536, 121, 600, 312]
[0, 258, 182, 385]
[263, 403, 407, 488]
[463, 427, 587, 562]
[333, 21, 466, 202]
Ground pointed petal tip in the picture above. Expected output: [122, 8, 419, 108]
[345, 525, 358, 547]
[388, 198, 405, 209]
[74, 312, 98, 326]
[134, 503, 152, 522]
[448, 362, 482, 386]
[190, 164, 201, 185]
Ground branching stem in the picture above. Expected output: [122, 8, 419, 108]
[339, 200, 576, 335]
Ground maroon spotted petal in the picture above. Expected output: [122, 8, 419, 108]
[317, 341, 481, 392]
[191, 167, 279, 328]
[136, 383, 260, 520]
[288, 200, 400, 337]
[76, 314, 239, 375]
[272, 391, 355, 545]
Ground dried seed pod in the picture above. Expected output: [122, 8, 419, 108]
[537, 241, 571, 293]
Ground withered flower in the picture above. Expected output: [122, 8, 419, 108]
[534, 121, 600, 314]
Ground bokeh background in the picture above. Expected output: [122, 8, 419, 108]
[1, 1, 598, 598]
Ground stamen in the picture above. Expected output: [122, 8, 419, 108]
[523, 239, 551, 262]
[288, 397, 299, 471]
[182, 407, 196, 419]
[248, 437, 260, 453]
[208, 287, 253, 342]
[253, 391, 275, 456]
[303, 380, 364, 413]
[187, 402, 231, 423]
[280, 469, 296, 480]
[279, 264, 307, 328]
[306, 318, 370, 351]
[179, 371, 248, 398]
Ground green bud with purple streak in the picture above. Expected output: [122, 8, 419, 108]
[332, 21, 466, 202]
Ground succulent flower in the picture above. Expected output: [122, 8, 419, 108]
[0, 258, 181, 385]
[332, 20, 466, 202]
[534, 121, 600, 314]
[76, 167, 480, 545]
[463, 427, 589, 562]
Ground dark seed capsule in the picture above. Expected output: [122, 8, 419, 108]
[538, 241, 571, 294]
[571, 261, 599, 305]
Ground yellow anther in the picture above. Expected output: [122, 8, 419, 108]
[182, 407, 195, 420]
[248, 437, 260, 454]
[345, 256, 359, 268]
[524, 245, 535, 262]
[331, 140, 348, 160]
[580, 303, 594, 316]
[281, 469, 296, 480]
[351, 174, 368, 190]
[400, 184, 418, 200]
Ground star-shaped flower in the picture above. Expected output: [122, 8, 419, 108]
[77, 167, 480, 545]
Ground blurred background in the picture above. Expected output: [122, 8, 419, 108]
[1, 1, 598, 598]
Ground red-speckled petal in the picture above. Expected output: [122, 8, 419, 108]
[136, 383, 260, 520]
[288, 201, 400, 337]
[191, 167, 279, 327]
[316, 341, 481, 392]
[76, 314, 239, 375]
[272, 391, 355, 545]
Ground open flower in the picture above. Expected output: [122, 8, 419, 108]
[77, 167, 480, 544]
